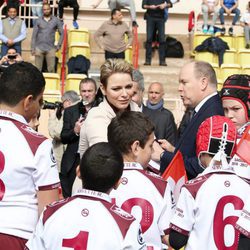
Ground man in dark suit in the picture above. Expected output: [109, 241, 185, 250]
[152, 61, 224, 179]
[60, 78, 99, 197]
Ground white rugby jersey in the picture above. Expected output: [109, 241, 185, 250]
[230, 123, 250, 180]
[236, 196, 250, 238]
[0, 111, 60, 239]
[170, 167, 250, 250]
[110, 162, 175, 250]
[26, 189, 146, 250]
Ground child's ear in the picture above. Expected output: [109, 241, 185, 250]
[131, 140, 140, 157]
[113, 178, 122, 190]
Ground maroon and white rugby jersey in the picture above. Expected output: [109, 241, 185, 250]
[26, 189, 146, 250]
[230, 123, 250, 180]
[170, 167, 250, 250]
[110, 162, 175, 250]
[0, 111, 60, 239]
[236, 196, 250, 238]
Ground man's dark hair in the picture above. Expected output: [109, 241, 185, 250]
[0, 62, 45, 106]
[80, 142, 124, 193]
[79, 77, 97, 91]
[7, 5, 18, 12]
[111, 8, 121, 18]
[108, 111, 155, 155]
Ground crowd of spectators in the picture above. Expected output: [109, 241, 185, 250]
[0, 0, 250, 249]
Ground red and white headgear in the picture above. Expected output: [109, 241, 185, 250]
[196, 115, 237, 168]
[221, 74, 250, 121]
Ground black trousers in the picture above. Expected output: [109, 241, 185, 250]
[60, 154, 79, 198]
[105, 50, 125, 60]
[58, 0, 79, 20]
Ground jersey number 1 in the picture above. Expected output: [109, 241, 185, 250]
[62, 231, 89, 250]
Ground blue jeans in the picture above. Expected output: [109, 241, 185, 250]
[145, 16, 165, 63]
[1, 43, 21, 57]
[31, 0, 43, 26]
[219, 7, 240, 25]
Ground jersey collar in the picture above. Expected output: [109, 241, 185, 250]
[73, 188, 111, 203]
[0, 110, 27, 124]
[124, 162, 143, 170]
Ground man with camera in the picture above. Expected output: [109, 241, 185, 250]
[60, 78, 100, 198]
[0, 47, 23, 71]
[46, 91, 80, 174]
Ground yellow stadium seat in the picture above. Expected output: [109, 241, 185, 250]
[68, 42, 90, 59]
[195, 51, 215, 64]
[211, 63, 221, 80]
[193, 33, 210, 51]
[219, 35, 235, 49]
[241, 65, 250, 75]
[217, 78, 223, 92]
[238, 49, 250, 66]
[68, 28, 89, 44]
[43, 73, 61, 95]
[125, 46, 133, 64]
[220, 64, 241, 82]
[65, 74, 87, 92]
[235, 35, 246, 50]
[215, 49, 237, 65]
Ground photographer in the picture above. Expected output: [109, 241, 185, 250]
[47, 91, 80, 173]
[60, 78, 99, 198]
[0, 47, 23, 69]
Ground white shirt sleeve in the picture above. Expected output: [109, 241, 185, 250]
[158, 183, 176, 234]
[170, 187, 195, 234]
[33, 139, 60, 190]
[122, 220, 147, 250]
[236, 197, 250, 238]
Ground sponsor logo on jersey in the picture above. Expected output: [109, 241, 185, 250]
[137, 227, 146, 246]
[81, 208, 89, 217]
[121, 177, 128, 185]
[111, 204, 134, 220]
[50, 148, 57, 165]
[224, 180, 231, 187]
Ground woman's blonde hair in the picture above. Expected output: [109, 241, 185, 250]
[100, 59, 133, 88]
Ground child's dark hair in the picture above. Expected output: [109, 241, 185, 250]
[80, 142, 124, 193]
[108, 111, 155, 154]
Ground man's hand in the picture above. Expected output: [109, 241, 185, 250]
[208, 6, 214, 12]
[0, 55, 8, 65]
[74, 117, 84, 135]
[15, 53, 23, 62]
[150, 4, 158, 9]
[151, 140, 165, 161]
[158, 2, 167, 9]
[7, 39, 14, 46]
[158, 139, 175, 153]
[225, 7, 231, 15]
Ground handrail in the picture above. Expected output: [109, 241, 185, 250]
[60, 24, 67, 95]
[132, 25, 139, 69]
